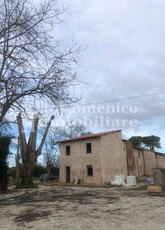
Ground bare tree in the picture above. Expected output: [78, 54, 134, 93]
[42, 121, 92, 170]
[48, 120, 92, 142]
[42, 141, 59, 174]
[66, 121, 89, 138]
[0, 0, 80, 126]
[17, 113, 54, 185]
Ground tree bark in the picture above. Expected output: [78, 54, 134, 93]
[21, 149, 38, 185]
[17, 113, 54, 186]
[15, 154, 21, 184]
[47, 167, 51, 174]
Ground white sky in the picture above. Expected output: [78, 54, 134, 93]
[52, 0, 165, 152]
[9, 0, 165, 156]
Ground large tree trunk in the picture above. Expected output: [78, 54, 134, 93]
[15, 142, 21, 184]
[15, 166, 20, 184]
[15, 160, 20, 184]
[17, 113, 54, 186]
[21, 150, 37, 186]
[47, 166, 51, 174]
[22, 163, 35, 186]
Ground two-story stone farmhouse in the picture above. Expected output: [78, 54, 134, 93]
[59, 130, 165, 185]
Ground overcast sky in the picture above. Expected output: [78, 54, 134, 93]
[51, 0, 165, 151]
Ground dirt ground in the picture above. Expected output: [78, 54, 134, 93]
[0, 183, 165, 230]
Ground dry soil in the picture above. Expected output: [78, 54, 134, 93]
[0, 183, 165, 230]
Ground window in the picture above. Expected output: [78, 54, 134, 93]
[66, 146, 70, 155]
[87, 165, 93, 176]
[86, 143, 92, 153]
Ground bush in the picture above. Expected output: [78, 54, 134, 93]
[0, 136, 11, 191]
[33, 164, 47, 177]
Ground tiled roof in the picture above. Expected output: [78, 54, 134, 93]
[134, 146, 165, 155]
[60, 130, 121, 143]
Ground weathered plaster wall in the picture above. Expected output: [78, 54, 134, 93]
[60, 131, 127, 185]
[125, 142, 136, 176]
[60, 137, 103, 184]
[156, 154, 165, 168]
[60, 132, 165, 185]
[143, 150, 158, 176]
[133, 148, 145, 177]
[100, 132, 128, 183]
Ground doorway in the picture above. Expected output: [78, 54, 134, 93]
[66, 166, 70, 183]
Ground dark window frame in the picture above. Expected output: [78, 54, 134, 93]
[66, 145, 70, 155]
[87, 165, 93, 176]
[86, 143, 92, 153]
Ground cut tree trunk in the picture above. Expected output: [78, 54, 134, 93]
[21, 151, 36, 186]
[17, 113, 54, 186]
